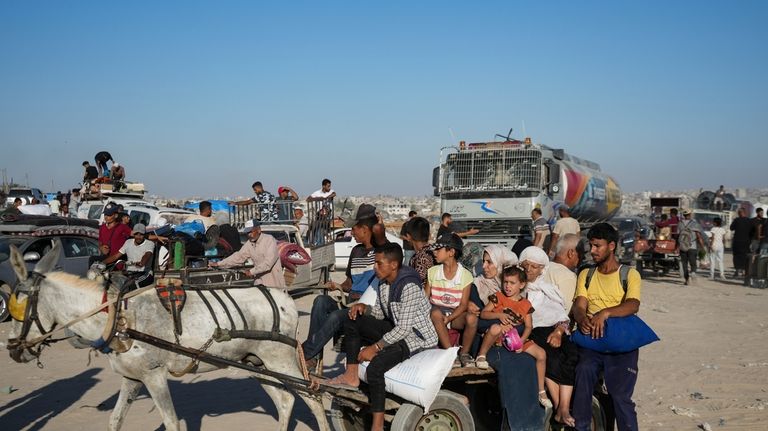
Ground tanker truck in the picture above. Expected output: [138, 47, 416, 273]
[432, 135, 622, 247]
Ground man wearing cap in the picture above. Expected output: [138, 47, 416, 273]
[549, 205, 581, 258]
[679, 209, 706, 285]
[275, 186, 299, 222]
[91, 202, 132, 265]
[302, 204, 378, 368]
[209, 219, 285, 287]
[103, 223, 156, 287]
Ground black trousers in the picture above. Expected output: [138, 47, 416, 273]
[343, 315, 410, 412]
[681, 249, 698, 280]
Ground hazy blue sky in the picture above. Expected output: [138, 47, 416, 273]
[1, 1, 766, 198]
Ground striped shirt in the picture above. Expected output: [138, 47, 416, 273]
[427, 264, 473, 309]
[345, 244, 376, 297]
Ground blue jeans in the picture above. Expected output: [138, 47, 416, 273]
[573, 347, 639, 431]
[302, 295, 345, 359]
[487, 346, 546, 431]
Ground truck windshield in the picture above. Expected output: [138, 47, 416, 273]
[442, 148, 542, 192]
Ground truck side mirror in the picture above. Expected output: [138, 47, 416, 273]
[545, 161, 560, 194]
[432, 167, 440, 196]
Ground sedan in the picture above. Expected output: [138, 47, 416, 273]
[333, 227, 403, 270]
[0, 218, 100, 321]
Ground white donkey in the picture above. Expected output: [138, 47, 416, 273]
[6, 242, 329, 431]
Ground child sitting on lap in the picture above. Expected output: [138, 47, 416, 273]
[475, 265, 552, 408]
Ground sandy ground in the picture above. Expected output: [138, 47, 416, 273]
[1, 263, 767, 430]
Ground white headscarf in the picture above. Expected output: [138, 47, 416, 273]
[520, 246, 568, 328]
[474, 245, 518, 303]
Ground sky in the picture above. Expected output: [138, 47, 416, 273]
[1, 1, 766, 199]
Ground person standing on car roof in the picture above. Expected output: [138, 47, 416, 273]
[94, 151, 114, 177]
[90, 202, 132, 266]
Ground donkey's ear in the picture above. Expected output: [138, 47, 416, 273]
[34, 240, 61, 275]
[9, 244, 28, 282]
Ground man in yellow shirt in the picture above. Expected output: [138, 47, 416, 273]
[572, 223, 641, 431]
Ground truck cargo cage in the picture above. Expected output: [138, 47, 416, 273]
[228, 199, 334, 249]
[440, 146, 542, 193]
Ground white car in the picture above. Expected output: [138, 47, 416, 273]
[333, 227, 403, 270]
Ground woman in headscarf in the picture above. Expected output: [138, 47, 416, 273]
[520, 246, 578, 427]
[456, 245, 517, 367]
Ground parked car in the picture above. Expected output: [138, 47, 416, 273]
[6, 187, 47, 206]
[77, 191, 194, 227]
[333, 227, 403, 270]
[0, 215, 100, 321]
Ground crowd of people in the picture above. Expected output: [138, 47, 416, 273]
[650, 205, 767, 283]
[301, 203, 643, 431]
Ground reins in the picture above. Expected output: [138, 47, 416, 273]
[17, 283, 156, 349]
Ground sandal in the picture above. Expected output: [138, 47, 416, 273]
[475, 355, 489, 369]
[459, 353, 475, 368]
[538, 391, 553, 409]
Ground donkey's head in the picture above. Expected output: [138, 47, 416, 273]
[7, 241, 61, 363]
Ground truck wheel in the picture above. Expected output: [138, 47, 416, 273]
[0, 290, 9, 322]
[390, 390, 474, 431]
[328, 397, 369, 431]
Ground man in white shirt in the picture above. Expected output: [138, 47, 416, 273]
[307, 178, 336, 201]
[103, 223, 156, 288]
[49, 197, 61, 216]
[544, 233, 582, 306]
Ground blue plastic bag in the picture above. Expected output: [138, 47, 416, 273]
[571, 315, 659, 353]
[174, 220, 205, 237]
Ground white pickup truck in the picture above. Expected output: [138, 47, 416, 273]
[229, 199, 336, 289]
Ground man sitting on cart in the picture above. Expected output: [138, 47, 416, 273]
[323, 242, 438, 431]
[209, 219, 285, 287]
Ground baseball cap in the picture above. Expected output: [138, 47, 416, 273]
[103, 202, 120, 216]
[132, 223, 146, 235]
[354, 203, 377, 224]
[242, 219, 263, 233]
[431, 232, 464, 251]
[277, 186, 286, 194]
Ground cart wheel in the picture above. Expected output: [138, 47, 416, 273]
[390, 390, 475, 431]
[329, 397, 369, 431]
